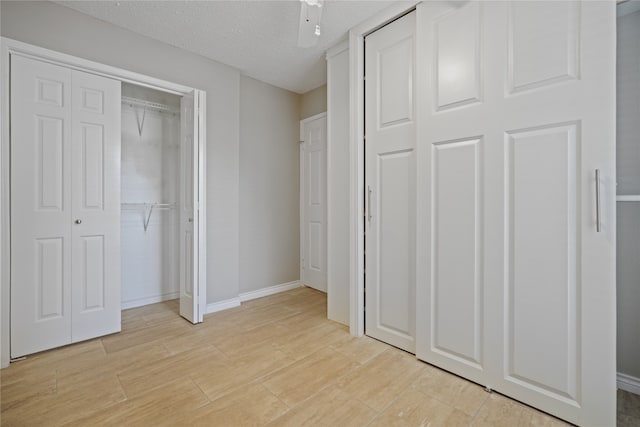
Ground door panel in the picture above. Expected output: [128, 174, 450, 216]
[11, 56, 73, 357]
[377, 149, 413, 340]
[432, 137, 483, 367]
[379, 37, 413, 126]
[36, 116, 65, 210]
[435, 1, 482, 110]
[416, 1, 616, 424]
[365, 11, 416, 353]
[508, 2, 579, 93]
[80, 123, 105, 210]
[301, 115, 327, 292]
[80, 235, 106, 311]
[70, 70, 121, 342]
[506, 123, 579, 401]
[36, 238, 65, 320]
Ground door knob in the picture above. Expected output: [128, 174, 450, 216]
[188, 218, 193, 223]
[75, 219, 82, 224]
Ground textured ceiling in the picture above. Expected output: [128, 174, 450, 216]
[54, 0, 402, 94]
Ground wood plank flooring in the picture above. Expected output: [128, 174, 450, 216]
[0, 287, 636, 426]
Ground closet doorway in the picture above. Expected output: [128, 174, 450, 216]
[1, 38, 207, 362]
[120, 84, 195, 322]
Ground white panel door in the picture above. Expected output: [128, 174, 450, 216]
[301, 115, 327, 292]
[415, 0, 489, 386]
[179, 91, 200, 323]
[10, 56, 73, 357]
[11, 56, 122, 357]
[365, 11, 416, 353]
[70, 70, 121, 342]
[415, 1, 616, 425]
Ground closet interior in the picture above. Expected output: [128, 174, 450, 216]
[616, 1, 640, 393]
[120, 84, 182, 311]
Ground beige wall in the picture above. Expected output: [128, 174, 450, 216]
[1, 0, 242, 306]
[300, 84, 327, 119]
[239, 76, 301, 292]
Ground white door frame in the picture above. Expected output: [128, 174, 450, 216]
[0, 37, 208, 368]
[299, 112, 327, 289]
[348, 3, 418, 336]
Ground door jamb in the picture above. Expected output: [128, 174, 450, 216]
[347, 3, 418, 337]
[0, 37, 208, 367]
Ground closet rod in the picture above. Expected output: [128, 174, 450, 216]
[121, 202, 176, 208]
[121, 202, 176, 232]
[121, 96, 180, 114]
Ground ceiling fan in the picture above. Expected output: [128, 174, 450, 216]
[297, 0, 324, 48]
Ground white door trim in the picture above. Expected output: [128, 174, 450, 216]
[348, 3, 418, 337]
[0, 37, 208, 367]
[299, 112, 327, 290]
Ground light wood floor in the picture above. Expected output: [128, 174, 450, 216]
[1, 287, 638, 426]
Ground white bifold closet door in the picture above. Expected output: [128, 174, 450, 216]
[179, 91, 201, 323]
[364, 11, 417, 354]
[415, 1, 616, 425]
[11, 55, 121, 357]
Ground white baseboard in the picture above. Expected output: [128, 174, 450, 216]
[618, 372, 640, 395]
[239, 280, 302, 302]
[205, 280, 302, 315]
[205, 297, 241, 314]
[121, 292, 179, 310]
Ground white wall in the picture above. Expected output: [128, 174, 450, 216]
[326, 43, 350, 325]
[0, 0, 240, 306]
[616, 9, 640, 381]
[239, 76, 300, 293]
[300, 84, 327, 120]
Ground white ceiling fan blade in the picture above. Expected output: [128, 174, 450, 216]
[297, 0, 323, 48]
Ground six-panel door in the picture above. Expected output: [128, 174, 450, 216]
[11, 55, 122, 357]
[301, 115, 327, 292]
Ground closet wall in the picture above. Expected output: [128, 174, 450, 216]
[616, 6, 640, 382]
[120, 84, 181, 308]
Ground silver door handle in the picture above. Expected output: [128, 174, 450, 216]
[367, 186, 372, 222]
[75, 219, 82, 225]
[595, 169, 601, 233]
[188, 218, 193, 223]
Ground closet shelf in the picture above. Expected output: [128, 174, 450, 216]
[616, 195, 640, 202]
[121, 97, 180, 114]
[121, 202, 176, 231]
[122, 97, 179, 136]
